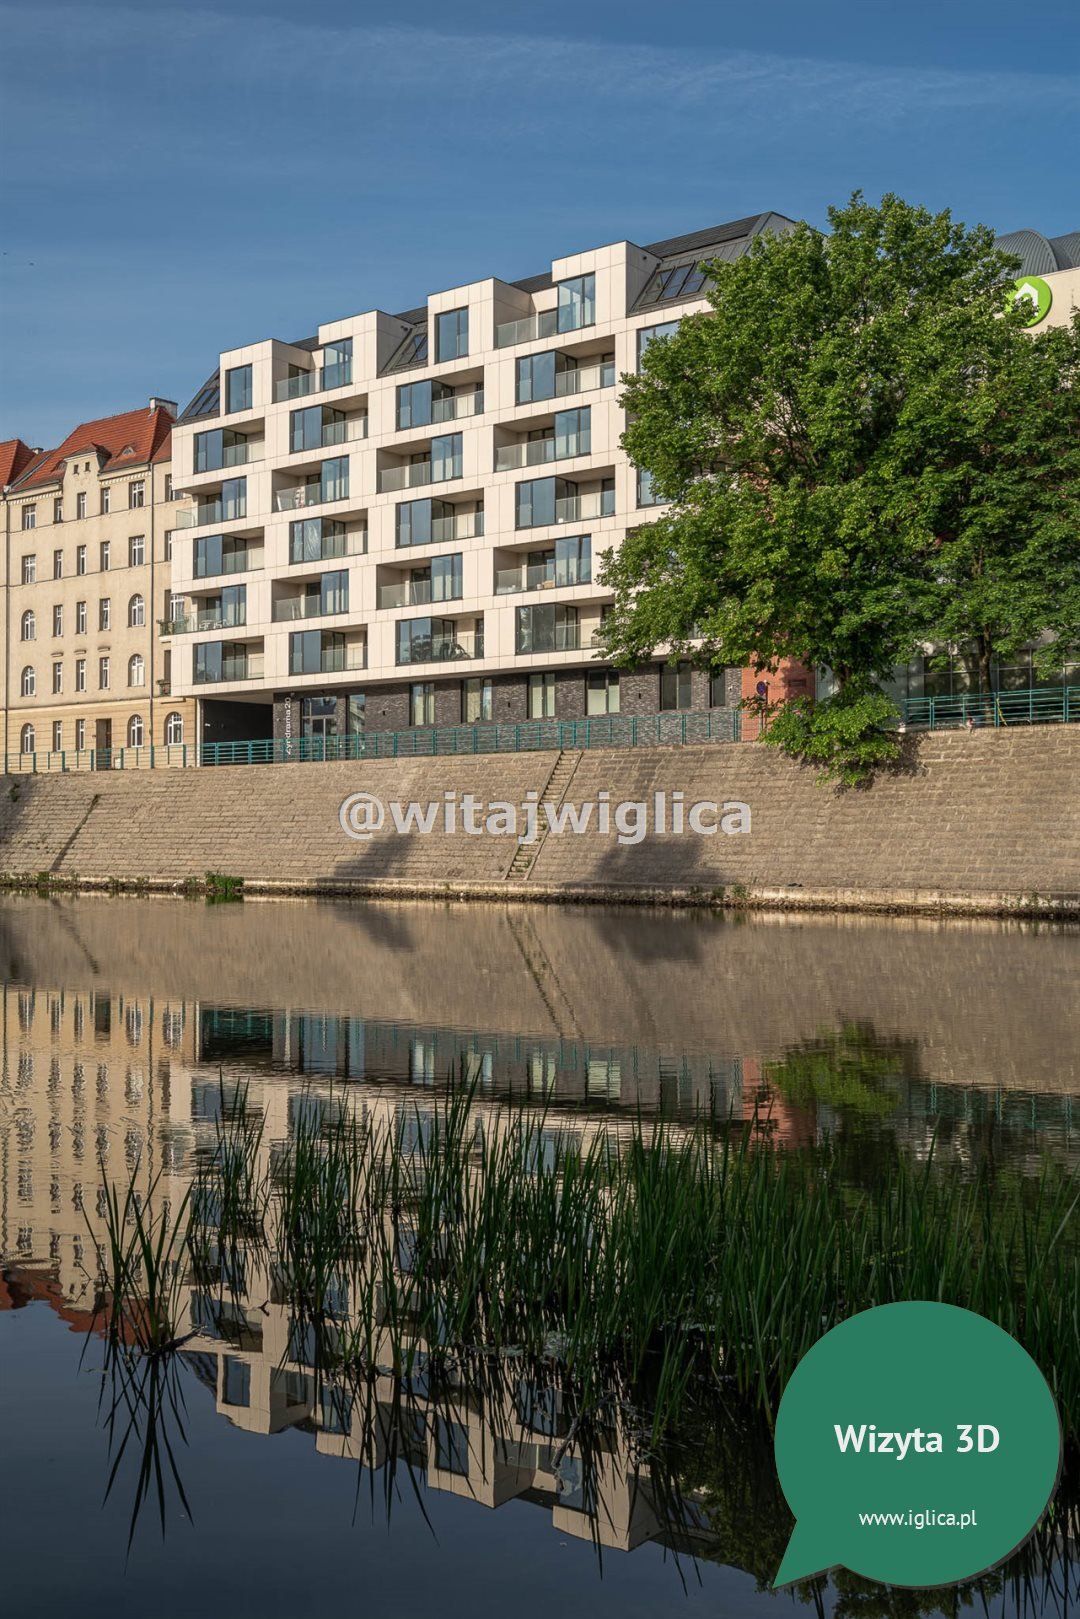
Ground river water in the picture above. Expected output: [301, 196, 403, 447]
[1, 895, 1077, 1617]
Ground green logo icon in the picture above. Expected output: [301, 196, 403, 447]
[1009, 276, 1053, 326]
[773, 1303, 1061, 1589]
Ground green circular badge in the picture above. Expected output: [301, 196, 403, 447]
[773, 1303, 1061, 1589]
[1009, 276, 1053, 326]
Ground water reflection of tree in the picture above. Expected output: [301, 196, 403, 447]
[763, 1021, 918, 1119]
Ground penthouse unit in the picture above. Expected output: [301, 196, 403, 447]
[1, 403, 197, 766]
[168, 214, 804, 750]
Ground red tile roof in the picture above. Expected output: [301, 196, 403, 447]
[0, 438, 36, 488]
[12, 405, 173, 493]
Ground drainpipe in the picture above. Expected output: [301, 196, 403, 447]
[148, 452, 157, 752]
[2, 484, 9, 763]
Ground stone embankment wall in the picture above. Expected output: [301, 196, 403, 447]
[0, 728, 1076, 915]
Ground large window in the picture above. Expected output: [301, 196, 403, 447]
[194, 642, 250, 683]
[128, 594, 145, 628]
[316, 457, 349, 503]
[554, 534, 590, 586]
[435, 307, 469, 362]
[322, 337, 352, 390]
[20, 610, 34, 641]
[637, 466, 663, 507]
[586, 670, 620, 715]
[410, 682, 435, 727]
[165, 712, 184, 746]
[395, 498, 473, 548]
[289, 405, 346, 453]
[289, 629, 345, 675]
[515, 604, 579, 654]
[516, 352, 556, 404]
[516, 477, 560, 529]
[221, 477, 247, 521]
[637, 321, 679, 367]
[396, 616, 467, 666]
[553, 407, 590, 459]
[128, 654, 145, 687]
[225, 364, 253, 413]
[556, 274, 595, 333]
[194, 429, 249, 472]
[196, 534, 254, 576]
[528, 672, 555, 718]
[405, 554, 462, 603]
[430, 432, 462, 483]
[289, 517, 348, 564]
[660, 661, 693, 711]
[127, 714, 144, 748]
[20, 724, 35, 754]
[463, 677, 492, 723]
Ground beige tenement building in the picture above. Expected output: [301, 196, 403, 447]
[0, 403, 196, 768]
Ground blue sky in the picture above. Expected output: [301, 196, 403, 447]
[1, 0, 1077, 447]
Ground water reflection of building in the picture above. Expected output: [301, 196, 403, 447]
[4, 976, 1079, 1308]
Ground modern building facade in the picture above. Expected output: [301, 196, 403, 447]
[167, 215, 807, 752]
[162, 217, 1080, 752]
[0, 403, 197, 765]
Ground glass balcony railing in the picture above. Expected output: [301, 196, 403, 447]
[289, 417, 367, 453]
[271, 594, 350, 623]
[275, 483, 350, 513]
[431, 390, 484, 423]
[495, 309, 559, 348]
[378, 462, 434, 493]
[495, 562, 590, 594]
[194, 548, 260, 579]
[193, 650, 265, 685]
[495, 439, 556, 472]
[554, 358, 616, 395]
[273, 359, 355, 402]
[516, 622, 581, 654]
[377, 580, 466, 609]
[431, 510, 483, 542]
[288, 530, 366, 565]
[556, 490, 615, 523]
[291, 644, 367, 675]
[160, 604, 247, 635]
[176, 501, 247, 529]
[397, 627, 483, 665]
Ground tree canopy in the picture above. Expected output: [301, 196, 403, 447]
[598, 193, 1080, 781]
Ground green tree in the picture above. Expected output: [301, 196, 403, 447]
[599, 193, 1080, 781]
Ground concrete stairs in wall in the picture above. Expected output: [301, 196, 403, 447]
[503, 751, 581, 881]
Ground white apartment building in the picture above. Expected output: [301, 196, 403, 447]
[168, 214, 800, 752]
[167, 218, 1080, 752]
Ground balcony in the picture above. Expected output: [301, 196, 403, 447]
[378, 462, 433, 493]
[495, 439, 556, 473]
[396, 626, 483, 666]
[378, 579, 432, 609]
[193, 649, 264, 685]
[289, 416, 367, 453]
[495, 561, 590, 594]
[288, 638, 367, 676]
[195, 547, 260, 579]
[275, 482, 350, 513]
[556, 489, 615, 523]
[555, 357, 615, 396]
[287, 526, 366, 565]
[495, 309, 559, 348]
[431, 389, 483, 423]
[160, 603, 247, 635]
[433, 510, 482, 542]
[272, 594, 350, 623]
[176, 499, 247, 530]
[273, 359, 354, 402]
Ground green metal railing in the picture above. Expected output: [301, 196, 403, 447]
[2, 710, 740, 775]
[199, 708, 741, 768]
[6, 684, 1077, 775]
[900, 685, 1080, 730]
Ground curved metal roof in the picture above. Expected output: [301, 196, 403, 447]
[995, 229, 1080, 276]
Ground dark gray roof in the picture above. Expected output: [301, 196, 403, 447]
[640, 214, 782, 260]
[995, 229, 1080, 276]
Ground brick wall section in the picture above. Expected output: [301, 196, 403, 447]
[0, 728, 1077, 897]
